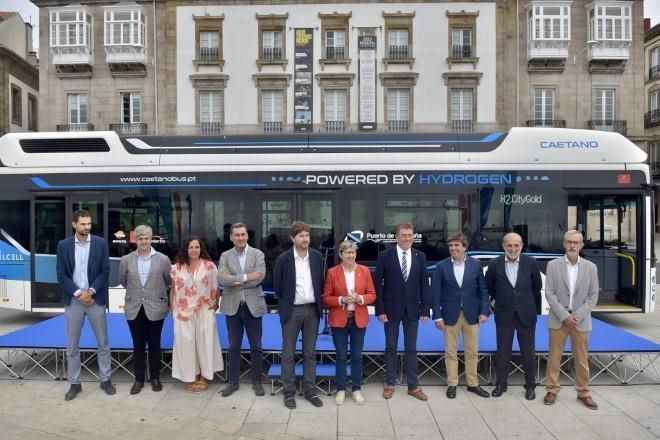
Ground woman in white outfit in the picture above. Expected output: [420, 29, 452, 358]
[170, 237, 223, 392]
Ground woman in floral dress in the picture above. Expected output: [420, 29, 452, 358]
[170, 237, 223, 392]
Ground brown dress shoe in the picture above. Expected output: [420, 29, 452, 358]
[383, 385, 395, 399]
[577, 396, 599, 410]
[543, 392, 557, 405]
[407, 387, 428, 401]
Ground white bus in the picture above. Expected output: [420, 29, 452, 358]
[0, 127, 654, 313]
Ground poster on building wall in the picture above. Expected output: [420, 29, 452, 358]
[358, 35, 377, 130]
[294, 28, 313, 133]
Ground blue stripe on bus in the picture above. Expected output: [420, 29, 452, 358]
[31, 177, 266, 189]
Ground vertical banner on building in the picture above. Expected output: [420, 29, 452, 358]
[294, 28, 313, 133]
[358, 35, 377, 130]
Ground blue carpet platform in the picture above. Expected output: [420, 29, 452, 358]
[1, 314, 659, 385]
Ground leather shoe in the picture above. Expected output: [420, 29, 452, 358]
[467, 386, 490, 398]
[130, 381, 144, 395]
[446, 386, 457, 399]
[577, 396, 599, 410]
[64, 384, 82, 401]
[543, 392, 557, 405]
[252, 381, 265, 396]
[221, 383, 239, 397]
[491, 384, 507, 397]
[407, 387, 428, 401]
[283, 393, 296, 409]
[100, 380, 116, 395]
[151, 378, 162, 392]
[382, 385, 395, 399]
[525, 388, 536, 401]
[304, 393, 324, 407]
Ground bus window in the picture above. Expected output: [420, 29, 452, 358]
[202, 193, 249, 262]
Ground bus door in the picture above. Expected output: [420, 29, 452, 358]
[32, 194, 107, 309]
[568, 194, 642, 310]
[260, 192, 336, 286]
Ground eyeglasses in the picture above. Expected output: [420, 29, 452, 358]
[564, 240, 582, 246]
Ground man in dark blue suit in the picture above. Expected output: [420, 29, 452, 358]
[56, 209, 114, 401]
[486, 232, 542, 400]
[374, 222, 431, 401]
[273, 221, 325, 409]
[432, 232, 490, 399]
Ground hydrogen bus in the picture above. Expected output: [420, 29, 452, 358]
[0, 127, 654, 313]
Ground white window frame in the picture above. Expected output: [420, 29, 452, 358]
[387, 89, 410, 123]
[262, 90, 283, 123]
[263, 30, 282, 50]
[324, 90, 346, 122]
[326, 30, 346, 49]
[68, 93, 88, 125]
[651, 90, 660, 112]
[450, 88, 473, 121]
[534, 89, 555, 121]
[651, 47, 660, 68]
[200, 31, 220, 51]
[121, 92, 141, 124]
[527, 3, 570, 41]
[588, 3, 631, 42]
[104, 8, 146, 47]
[388, 29, 408, 48]
[50, 8, 92, 47]
[200, 91, 223, 123]
[593, 88, 616, 121]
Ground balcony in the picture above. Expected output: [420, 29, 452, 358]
[105, 45, 147, 76]
[200, 47, 220, 62]
[451, 120, 473, 133]
[325, 46, 345, 60]
[451, 45, 472, 59]
[650, 65, 660, 82]
[51, 45, 93, 75]
[388, 120, 409, 132]
[325, 121, 345, 133]
[588, 40, 630, 61]
[526, 119, 566, 128]
[199, 121, 223, 136]
[528, 40, 569, 59]
[262, 47, 282, 61]
[587, 120, 627, 136]
[57, 123, 94, 132]
[389, 45, 409, 59]
[263, 121, 282, 133]
[651, 162, 660, 179]
[645, 110, 660, 129]
[110, 123, 147, 136]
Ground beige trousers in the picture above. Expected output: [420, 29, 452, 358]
[444, 311, 480, 387]
[545, 324, 591, 398]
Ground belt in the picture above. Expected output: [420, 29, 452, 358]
[346, 310, 354, 317]
[239, 300, 248, 306]
[294, 303, 315, 307]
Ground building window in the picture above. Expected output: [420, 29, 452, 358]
[319, 12, 351, 66]
[388, 29, 409, 59]
[324, 89, 346, 132]
[68, 93, 88, 125]
[262, 30, 282, 61]
[534, 89, 554, 122]
[28, 94, 37, 131]
[104, 8, 145, 47]
[50, 8, 92, 48]
[387, 89, 409, 132]
[326, 30, 346, 59]
[528, 4, 570, 41]
[593, 88, 615, 121]
[199, 91, 223, 135]
[200, 31, 220, 61]
[652, 90, 660, 111]
[446, 10, 478, 68]
[121, 92, 141, 123]
[450, 88, 473, 132]
[262, 90, 283, 132]
[11, 85, 21, 126]
[650, 47, 660, 81]
[588, 4, 631, 42]
[451, 29, 472, 59]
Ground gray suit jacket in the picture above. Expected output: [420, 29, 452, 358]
[118, 250, 172, 321]
[545, 256, 599, 332]
[218, 245, 267, 317]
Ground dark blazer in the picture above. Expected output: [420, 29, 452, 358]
[374, 247, 431, 321]
[56, 234, 110, 306]
[486, 254, 542, 327]
[273, 247, 324, 323]
[432, 256, 489, 326]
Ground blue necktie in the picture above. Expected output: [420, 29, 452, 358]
[401, 252, 408, 282]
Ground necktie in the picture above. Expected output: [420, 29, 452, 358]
[401, 252, 408, 281]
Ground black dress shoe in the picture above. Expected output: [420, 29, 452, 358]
[130, 381, 144, 395]
[64, 384, 82, 401]
[446, 386, 457, 399]
[151, 378, 163, 392]
[253, 381, 265, 396]
[467, 386, 490, 398]
[491, 384, 507, 397]
[284, 393, 297, 409]
[304, 393, 324, 407]
[100, 380, 116, 395]
[221, 383, 239, 397]
[525, 387, 536, 401]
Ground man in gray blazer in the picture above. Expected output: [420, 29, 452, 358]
[543, 230, 599, 410]
[118, 225, 172, 395]
[218, 223, 267, 397]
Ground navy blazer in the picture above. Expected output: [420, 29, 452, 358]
[486, 254, 542, 327]
[273, 247, 324, 324]
[432, 256, 489, 326]
[374, 247, 431, 321]
[56, 234, 110, 306]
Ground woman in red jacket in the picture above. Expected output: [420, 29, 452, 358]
[322, 240, 376, 405]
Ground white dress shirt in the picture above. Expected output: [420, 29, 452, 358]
[294, 250, 315, 304]
[452, 256, 466, 288]
[396, 246, 411, 279]
[505, 257, 519, 287]
[565, 256, 580, 311]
